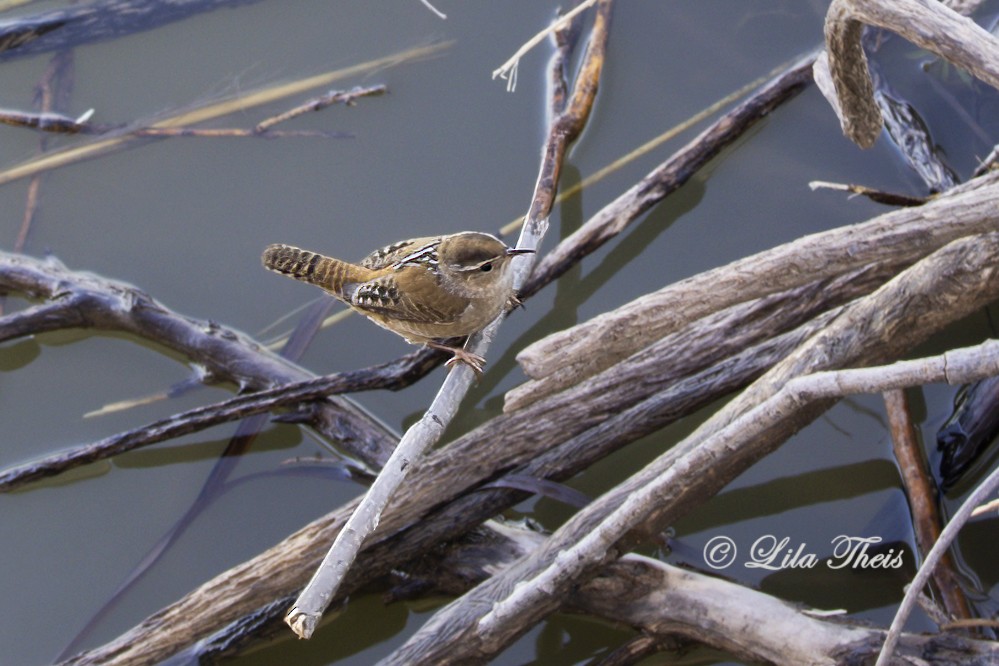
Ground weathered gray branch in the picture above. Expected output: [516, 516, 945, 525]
[585, 556, 999, 666]
[513, 169, 999, 406]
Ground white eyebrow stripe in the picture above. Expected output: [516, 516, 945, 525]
[393, 241, 440, 269]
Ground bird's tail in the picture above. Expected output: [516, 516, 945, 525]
[262, 244, 368, 299]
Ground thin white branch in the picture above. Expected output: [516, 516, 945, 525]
[418, 0, 446, 20]
[492, 0, 598, 91]
[284, 81, 552, 640]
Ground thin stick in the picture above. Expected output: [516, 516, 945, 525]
[253, 85, 387, 132]
[492, 0, 598, 91]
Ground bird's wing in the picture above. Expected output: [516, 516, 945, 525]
[351, 269, 467, 324]
[359, 236, 439, 269]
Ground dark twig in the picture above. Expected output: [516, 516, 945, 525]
[0, 84, 385, 139]
[521, 51, 814, 299]
[808, 180, 932, 206]
[254, 85, 386, 132]
[0, 348, 441, 493]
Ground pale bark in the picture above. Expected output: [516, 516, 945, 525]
[512, 170, 999, 407]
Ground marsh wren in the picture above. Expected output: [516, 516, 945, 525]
[262, 232, 533, 374]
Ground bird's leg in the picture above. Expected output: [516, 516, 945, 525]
[425, 341, 486, 378]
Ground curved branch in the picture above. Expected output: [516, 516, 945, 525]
[823, 0, 999, 147]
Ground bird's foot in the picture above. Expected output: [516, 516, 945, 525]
[427, 341, 486, 379]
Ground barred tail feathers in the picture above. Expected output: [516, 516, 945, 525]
[262, 244, 366, 298]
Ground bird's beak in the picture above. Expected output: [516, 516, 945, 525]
[506, 247, 536, 256]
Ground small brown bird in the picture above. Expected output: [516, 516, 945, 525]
[262, 232, 533, 374]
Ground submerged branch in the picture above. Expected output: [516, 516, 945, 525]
[0, 85, 385, 138]
[0, 42, 450, 188]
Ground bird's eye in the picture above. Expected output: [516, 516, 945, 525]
[480, 263, 493, 272]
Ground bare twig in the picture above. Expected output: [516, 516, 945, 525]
[972, 497, 999, 517]
[491, 0, 598, 92]
[808, 180, 931, 206]
[253, 85, 387, 132]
